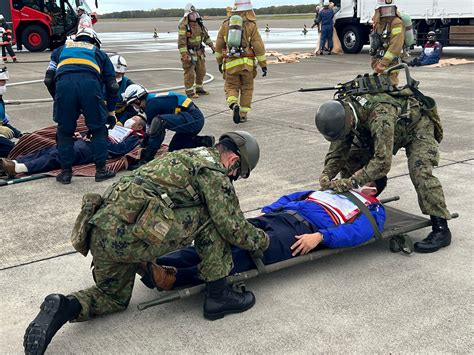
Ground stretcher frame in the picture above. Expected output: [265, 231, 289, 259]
[137, 196, 459, 311]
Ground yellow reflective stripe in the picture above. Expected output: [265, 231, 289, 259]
[256, 54, 266, 62]
[391, 26, 402, 35]
[224, 57, 255, 69]
[188, 37, 201, 43]
[179, 47, 188, 53]
[178, 30, 186, 35]
[226, 96, 238, 105]
[57, 58, 100, 73]
[215, 51, 223, 58]
[383, 51, 396, 61]
[224, 36, 227, 42]
[181, 98, 192, 108]
[240, 106, 251, 113]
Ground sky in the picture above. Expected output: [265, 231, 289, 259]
[89, 0, 315, 14]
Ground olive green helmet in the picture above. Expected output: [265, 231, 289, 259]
[315, 100, 352, 142]
[219, 130, 260, 179]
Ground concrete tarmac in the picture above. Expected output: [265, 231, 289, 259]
[1, 18, 473, 353]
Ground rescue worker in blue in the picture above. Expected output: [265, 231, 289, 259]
[317, 0, 335, 55]
[109, 54, 137, 124]
[0, 67, 21, 158]
[44, 28, 118, 184]
[139, 178, 387, 290]
[122, 84, 214, 165]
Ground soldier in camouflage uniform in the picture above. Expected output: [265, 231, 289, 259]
[178, 4, 215, 98]
[370, 0, 405, 85]
[314, 79, 452, 255]
[24, 131, 270, 355]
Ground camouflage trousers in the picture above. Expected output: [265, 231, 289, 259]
[182, 55, 206, 95]
[341, 117, 451, 219]
[71, 206, 268, 321]
[224, 69, 256, 118]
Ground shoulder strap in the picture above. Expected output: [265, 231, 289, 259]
[341, 191, 382, 240]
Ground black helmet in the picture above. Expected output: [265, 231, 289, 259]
[219, 131, 260, 179]
[315, 100, 352, 142]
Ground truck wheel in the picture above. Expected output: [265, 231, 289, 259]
[340, 25, 365, 54]
[22, 25, 50, 52]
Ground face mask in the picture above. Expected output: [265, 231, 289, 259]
[124, 118, 134, 129]
[116, 77, 122, 83]
[0, 86, 6, 96]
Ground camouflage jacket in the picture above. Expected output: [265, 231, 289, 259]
[91, 147, 268, 248]
[322, 91, 430, 185]
[178, 17, 213, 55]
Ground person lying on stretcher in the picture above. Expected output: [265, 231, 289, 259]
[0, 115, 146, 178]
[139, 177, 388, 291]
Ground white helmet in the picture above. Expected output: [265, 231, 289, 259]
[77, 5, 86, 13]
[323, 0, 330, 6]
[0, 14, 4, 21]
[122, 84, 148, 104]
[375, 0, 395, 9]
[76, 28, 101, 47]
[233, 0, 253, 12]
[0, 67, 9, 80]
[110, 55, 127, 73]
[184, 3, 196, 16]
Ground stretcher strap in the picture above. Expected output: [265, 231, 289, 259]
[341, 191, 383, 240]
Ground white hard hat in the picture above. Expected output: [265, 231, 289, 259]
[0, 67, 9, 80]
[0, 14, 4, 20]
[233, 0, 253, 12]
[375, 0, 395, 9]
[122, 84, 148, 104]
[77, 5, 86, 12]
[76, 28, 101, 46]
[184, 3, 196, 15]
[323, 0, 330, 6]
[110, 55, 127, 73]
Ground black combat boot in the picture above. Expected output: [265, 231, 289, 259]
[203, 278, 256, 321]
[95, 162, 116, 182]
[56, 166, 72, 184]
[231, 104, 241, 124]
[194, 135, 215, 148]
[414, 216, 452, 253]
[24, 294, 81, 355]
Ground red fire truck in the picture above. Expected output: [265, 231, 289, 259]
[0, 0, 97, 52]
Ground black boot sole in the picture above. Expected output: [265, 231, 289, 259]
[232, 105, 241, 124]
[55, 177, 71, 185]
[24, 294, 66, 355]
[95, 172, 116, 182]
[203, 295, 256, 321]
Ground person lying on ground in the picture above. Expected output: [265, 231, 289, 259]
[0, 115, 145, 178]
[0, 66, 21, 157]
[139, 178, 387, 291]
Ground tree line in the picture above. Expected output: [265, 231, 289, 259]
[100, 4, 317, 19]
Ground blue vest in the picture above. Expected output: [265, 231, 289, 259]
[57, 40, 101, 75]
[145, 91, 193, 122]
[0, 98, 5, 123]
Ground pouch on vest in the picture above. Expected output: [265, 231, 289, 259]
[421, 95, 443, 143]
[71, 193, 104, 257]
[132, 197, 175, 246]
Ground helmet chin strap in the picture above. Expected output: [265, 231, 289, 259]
[346, 101, 359, 128]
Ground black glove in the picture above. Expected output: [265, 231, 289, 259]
[261, 67, 267, 77]
[218, 63, 223, 74]
[106, 114, 117, 129]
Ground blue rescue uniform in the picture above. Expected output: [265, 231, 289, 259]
[47, 39, 117, 169]
[0, 97, 21, 157]
[144, 91, 205, 153]
[113, 76, 137, 124]
[318, 7, 335, 51]
[154, 190, 386, 288]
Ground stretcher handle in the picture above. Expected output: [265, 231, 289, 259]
[379, 196, 400, 204]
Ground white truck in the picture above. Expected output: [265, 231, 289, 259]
[333, 0, 474, 53]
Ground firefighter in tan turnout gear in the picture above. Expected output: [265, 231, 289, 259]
[370, 0, 405, 85]
[215, 0, 267, 124]
[178, 3, 215, 98]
